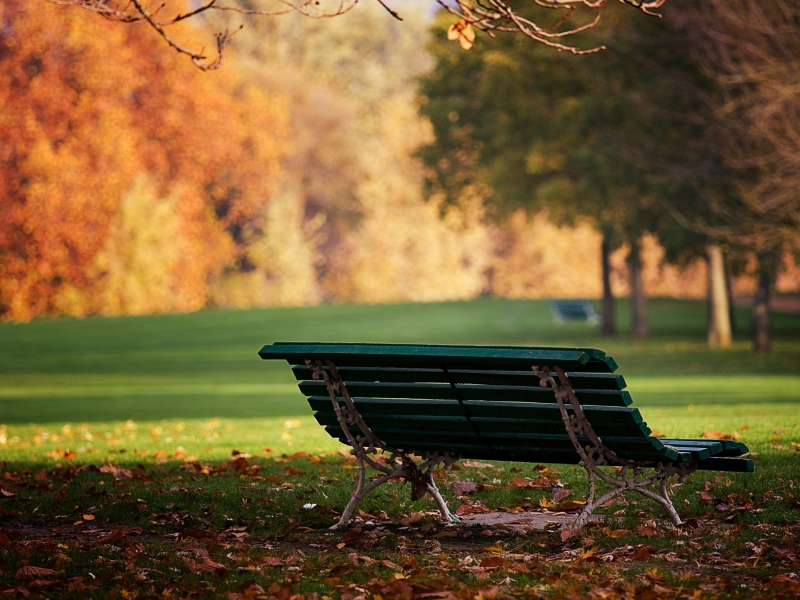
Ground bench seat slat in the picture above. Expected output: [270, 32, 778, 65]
[307, 397, 466, 417]
[696, 458, 754, 473]
[307, 397, 644, 426]
[299, 381, 631, 407]
[659, 438, 748, 457]
[261, 342, 617, 373]
[312, 410, 650, 438]
[323, 426, 686, 464]
[291, 365, 627, 391]
[666, 445, 712, 460]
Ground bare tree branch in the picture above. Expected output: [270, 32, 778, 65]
[46, 0, 666, 68]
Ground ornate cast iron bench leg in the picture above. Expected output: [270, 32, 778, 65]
[532, 366, 696, 528]
[306, 359, 461, 529]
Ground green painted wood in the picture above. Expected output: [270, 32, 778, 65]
[696, 458, 754, 473]
[660, 439, 724, 456]
[263, 342, 753, 474]
[323, 425, 685, 465]
[290, 365, 627, 391]
[312, 413, 475, 434]
[298, 380, 631, 407]
[312, 409, 651, 438]
[307, 397, 643, 427]
[260, 342, 617, 372]
[471, 416, 650, 437]
[660, 438, 748, 457]
[307, 397, 466, 417]
[463, 401, 644, 426]
[667, 445, 712, 461]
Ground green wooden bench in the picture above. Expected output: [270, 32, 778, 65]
[550, 300, 601, 326]
[258, 342, 752, 529]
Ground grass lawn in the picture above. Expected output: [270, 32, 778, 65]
[1, 298, 799, 598]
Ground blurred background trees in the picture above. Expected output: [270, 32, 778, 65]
[2, 0, 800, 354]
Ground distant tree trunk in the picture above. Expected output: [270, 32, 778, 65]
[707, 244, 732, 348]
[601, 235, 615, 337]
[753, 252, 775, 354]
[628, 241, 649, 338]
[725, 257, 737, 334]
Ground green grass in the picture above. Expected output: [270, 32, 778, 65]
[1, 298, 799, 599]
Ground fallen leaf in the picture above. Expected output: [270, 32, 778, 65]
[560, 528, 581, 542]
[452, 481, 477, 495]
[479, 556, 508, 569]
[462, 461, 494, 469]
[701, 430, 736, 440]
[16, 566, 55, 581]
[553, 489, 571, 503]
[634, 524, 660, 537]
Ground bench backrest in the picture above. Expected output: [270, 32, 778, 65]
[259, 342, 688, 465]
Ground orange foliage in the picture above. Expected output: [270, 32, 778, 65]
[0, 0, 288, 321]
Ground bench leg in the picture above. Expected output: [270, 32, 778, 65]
[570, 462, 689, 528]
[426, 471, 461, 524]
[532, 365, 694, 529]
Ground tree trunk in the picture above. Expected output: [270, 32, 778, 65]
[601, 235, 615, 337]
[726, 258, 737, 334]
[628, 241, 649, 338]
[753, 253, 775, 354]
[707, 244, 732, 348]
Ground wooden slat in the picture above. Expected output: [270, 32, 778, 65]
[464, 401, 644, 426]
[322, 426, 683, 464]
[660, 438, 748, 457]
[260, 342, 617, 372]
[307, 397, 465, 417]
[667, 445, 712, 461]
[308, 397, 643, 428]
[696, 458, 754, 473]
[658, 439, 724, 455]
[299, 381, 631, 407]
[312, 410, 650, 438]
[291, 365, 627, 391]
[313, 413, 475, 434]
[470, 416, 650, 438]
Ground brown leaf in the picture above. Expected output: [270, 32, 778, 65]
[630, 545, 656, 560]
[509, 477, 531, 489]
[231, 457, 249, 472]
[455, 504, 492, 516]
[340, 528, 363, 544]
[16, 566, 55, 581]
[180, 528, 218, 540]
[461, 460, 494, 469]
[634, 524, 660, 537]
[553, 489, 571, 503]
[560, 528, 581, 542]
[275, 583, 292, 600]
[381, 579, 415, 600]
[95, 530, 124, 545]
[479, 556, 508, 569]
[452, 481, 477, 495]
[701, 430, 736, 440]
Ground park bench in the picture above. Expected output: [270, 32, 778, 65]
[550, 300, 601, 326]
[258, 342, 752, 529]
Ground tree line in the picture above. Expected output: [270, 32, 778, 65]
[2, 0, 798, 355]
[418, 0, 800, 353]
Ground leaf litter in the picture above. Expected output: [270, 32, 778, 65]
[0, 446, 799, 599]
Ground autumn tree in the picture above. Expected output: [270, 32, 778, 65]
[0, 0, 288, 321]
